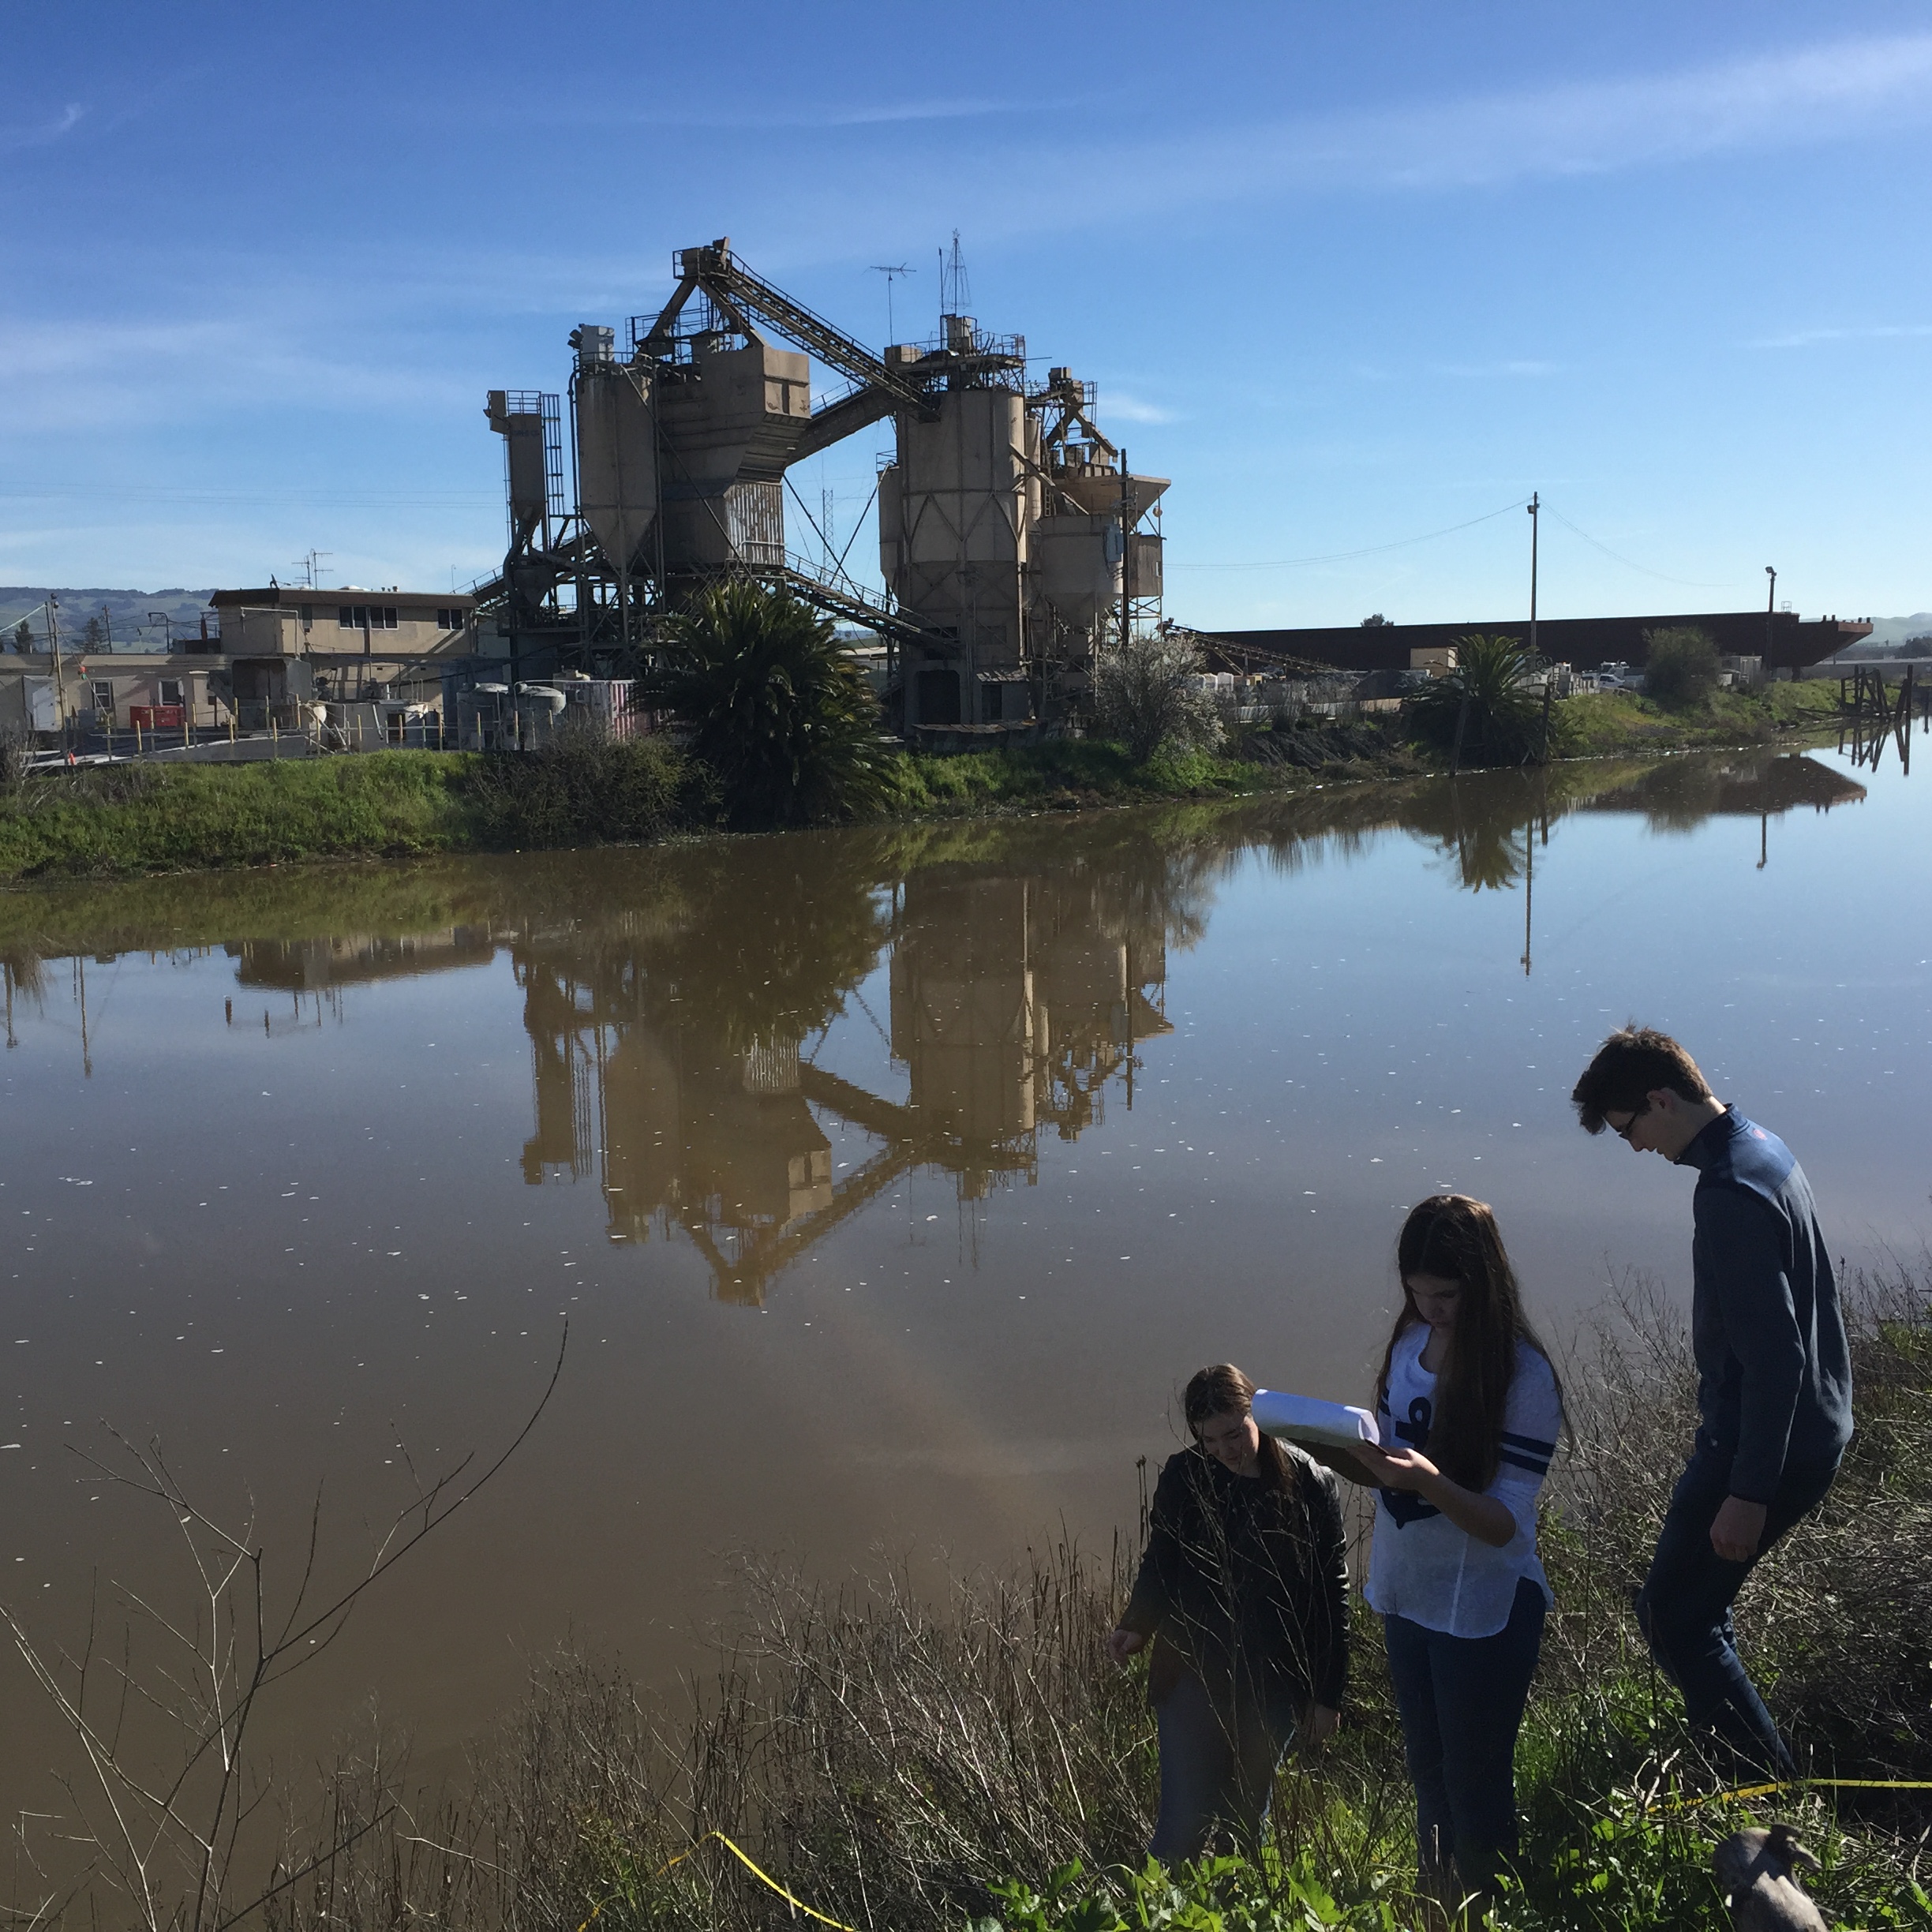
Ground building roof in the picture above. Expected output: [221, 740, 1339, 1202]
[208, 587, 476, 608]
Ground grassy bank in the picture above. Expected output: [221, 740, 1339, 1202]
[212, 1265, 1930, 1932]
[1559, 678, 1840, 755]
[0, 682, 1848, 886]
[0, 736, 690, 884]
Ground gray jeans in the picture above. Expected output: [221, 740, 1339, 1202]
[1148, 1669, 1295, 1864]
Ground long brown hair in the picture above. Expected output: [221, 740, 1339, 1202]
[1183, 1362, 1296, 1494]
[1374, 1195, 1562, 1488]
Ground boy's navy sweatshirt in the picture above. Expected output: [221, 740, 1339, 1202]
[1675, 1106, 1853, 1503]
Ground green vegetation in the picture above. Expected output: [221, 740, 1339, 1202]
[0, 751, 477, 880]
[0, 736, 693, 884]
[1405, 634, 1561, 767]
[222, 1270, 1930, 1932]
[1642, 626, 1722, 708]
[0, 658, 1849, 888]
[1089, 629, 1225, 763]
[640, 581, 896, 826]
[1559, 677, 1839, 757]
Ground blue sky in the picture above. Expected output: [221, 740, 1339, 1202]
[2, 1, 1927, 627]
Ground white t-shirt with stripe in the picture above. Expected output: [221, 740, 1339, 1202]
[1362, 1325, 1561, 1638]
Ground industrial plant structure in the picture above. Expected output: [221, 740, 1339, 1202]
[479, 238, 1167, 732]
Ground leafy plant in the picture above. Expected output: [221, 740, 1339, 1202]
[1642, 627, 1720, 709]
[641, 581, 894, 828]
[461, 719, 690, 849]
[1405, 634, 1554, 768]
[1089, 629, 1226, 766]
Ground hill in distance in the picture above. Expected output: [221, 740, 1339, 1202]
[1, 587, 218, 650]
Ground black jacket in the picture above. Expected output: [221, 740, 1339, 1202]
[1679, 1106, 1854, 1502]
[1121, 1443, 1349, 1719]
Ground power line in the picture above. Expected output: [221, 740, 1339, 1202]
[1541, 506, 1737, 590]
[1170, 498, 1529, 572]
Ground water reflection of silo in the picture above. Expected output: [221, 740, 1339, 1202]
[887, 868, 1174, 1185]
[890, 874, 1039, 1183]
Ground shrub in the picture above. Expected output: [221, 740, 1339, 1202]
[1405, 634, 1554, 767]
[640, 581, 894, 828]
[460, 722, 690, 849]
[1642, 627, 1720, 709]
[1090, 630, 1225, 765]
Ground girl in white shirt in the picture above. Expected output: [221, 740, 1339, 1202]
[1333, 1194, 1564, 1902]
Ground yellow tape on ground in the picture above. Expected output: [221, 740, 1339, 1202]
[574, 1828, 859, 1932]
[1657, 1777, 1932, 1813]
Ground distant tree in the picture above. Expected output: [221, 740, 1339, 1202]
[9, 620, 28, 653]
[80, 608, 108, 649]
[1642, 625, 1720, 708]
[1361, 613, 1390, 627]
[1089, 627, 1224, 764]
[1405, 633, 1552, 766]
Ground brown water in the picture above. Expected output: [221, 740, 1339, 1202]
[2, 745, 1928, 1848]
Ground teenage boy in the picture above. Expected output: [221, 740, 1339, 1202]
[1571, 1027, 1852, 1772]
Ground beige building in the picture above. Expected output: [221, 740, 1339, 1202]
[0, 653, 222, 735]
[0, 585, 485, 737]
[208, 586, 477, 665]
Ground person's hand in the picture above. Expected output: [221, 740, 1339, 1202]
[1106, 1627, 1146, 1666]
[1348, 1441, 1440, 1494]
[1299, 1702, 1340, 1751]
[1709, 1495, 1768, 1563]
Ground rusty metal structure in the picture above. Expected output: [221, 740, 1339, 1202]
[477, 238, 1166, 734]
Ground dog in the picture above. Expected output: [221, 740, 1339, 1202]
[1713, 1823, 1828, 1932]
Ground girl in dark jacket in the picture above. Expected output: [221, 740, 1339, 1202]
[1108, 1363, 1350, 1863]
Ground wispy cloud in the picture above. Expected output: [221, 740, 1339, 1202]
[1751, 322, 1932, 349]
[1143, 32, 1932, 208]
[511, 95, 1037, 133]
[0, 312, 474, 436]
[615, 32, 1932, 276]
[0, 103, 84, 152]
[1101, 391, 1179, 425]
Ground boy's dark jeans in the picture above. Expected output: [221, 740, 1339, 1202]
[1383, 1576, 1546, 1896]
[1634, 1434, 1840, 1774]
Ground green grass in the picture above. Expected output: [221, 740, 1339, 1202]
[1557, 680, 1840, 758]
[0, 683, 1852, 887]
[0, 735, 692, 886]
[0, 753, 477, 882]
[889, 740, 1278, 812]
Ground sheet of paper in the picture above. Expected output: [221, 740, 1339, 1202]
[1251, 1388, 1382, 1452]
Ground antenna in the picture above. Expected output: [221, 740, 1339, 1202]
[938, 230, 972, 318]
[868, 264, 913, 344]
[290, 549, 332, 590]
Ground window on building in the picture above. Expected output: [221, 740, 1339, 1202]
[159, 679, 184, 706]
[93, 682, 114, 711]
[436, 607, 464, 631]
[381, 607, 398, 629]
[299, 605, 314, 627]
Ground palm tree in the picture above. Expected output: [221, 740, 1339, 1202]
[642, 582, 894, 828]
[1406, 633, 1552, 768]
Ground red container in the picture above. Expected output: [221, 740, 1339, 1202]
[129, 705, 185, 730]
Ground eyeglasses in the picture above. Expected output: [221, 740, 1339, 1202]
[1608, 1103, 1651, 1142]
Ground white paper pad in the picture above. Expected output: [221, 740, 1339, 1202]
[1251, 1388, 1382, 1453]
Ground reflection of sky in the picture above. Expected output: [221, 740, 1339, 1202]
[0, 746, 1926, 1833]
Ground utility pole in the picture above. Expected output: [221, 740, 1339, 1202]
[1530, 492, 1552, 761]
[1119, 447, 1132, 657]
[1527, 492, 1540, 665]
[1765, 565, 1777, 672]
[48, 593, 64, 747]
